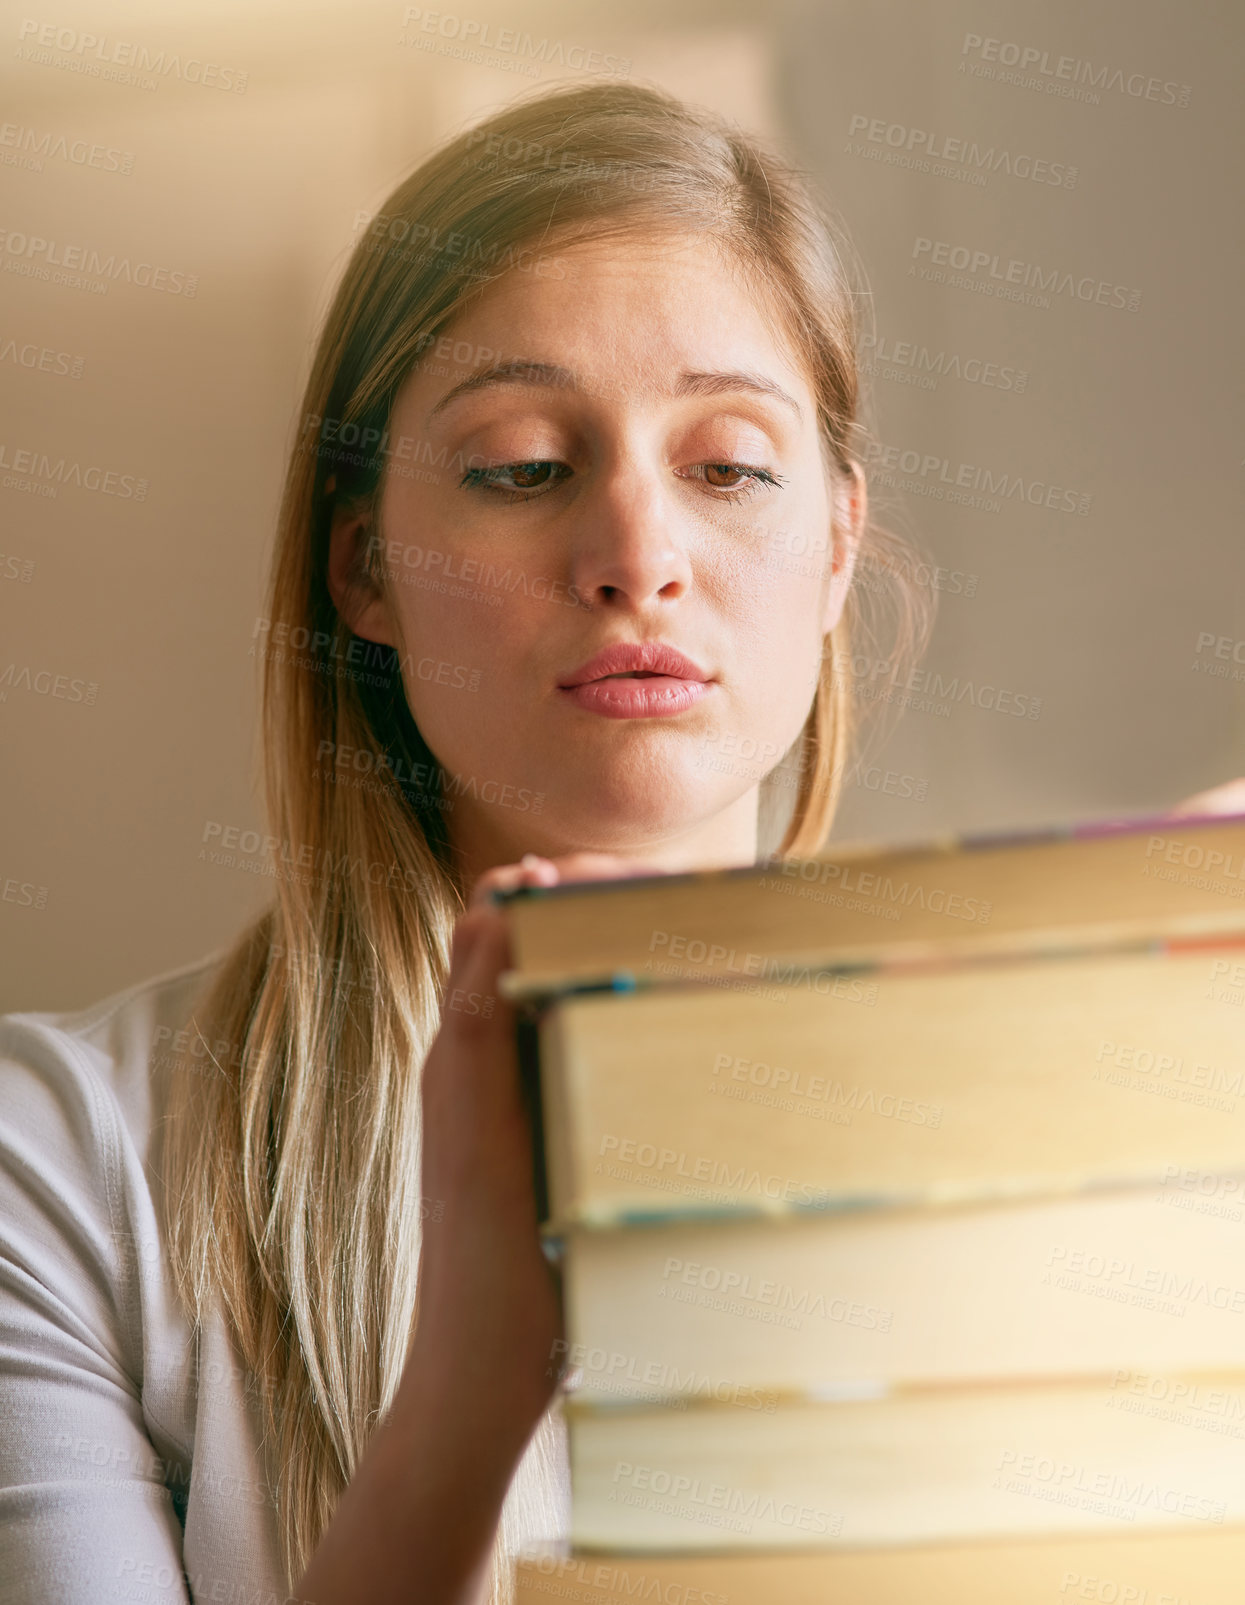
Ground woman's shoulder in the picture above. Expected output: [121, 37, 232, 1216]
[0, 951, 291, 1600]
[0, 947, 228, 1053]
[0, 949, 227, 1167]
[0, 948, 229, 1372]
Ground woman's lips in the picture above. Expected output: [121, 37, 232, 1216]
[556, 641, 714, 720]
[559, 675, 713, 719]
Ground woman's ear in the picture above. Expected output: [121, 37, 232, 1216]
[820, 460, 867, 636]
[326, 498, 396, 647]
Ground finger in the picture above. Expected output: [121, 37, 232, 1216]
[425, 912, 521, 1140]
[469, 855, 559, 908]
[546, 851, 674, 885]
[440, 906, 515, 1043]
[457, 905, 511, 991]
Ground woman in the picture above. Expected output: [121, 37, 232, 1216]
[9, 77, 1229, 1605]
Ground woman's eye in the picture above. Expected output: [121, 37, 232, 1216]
[685, 462, 785, 500]
[460, 461, 569, 498]
[458, 459, 783, 503]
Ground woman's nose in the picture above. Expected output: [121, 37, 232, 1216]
[566, 465, 694, 610]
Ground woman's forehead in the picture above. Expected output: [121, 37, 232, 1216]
[394, 234, 814, 421]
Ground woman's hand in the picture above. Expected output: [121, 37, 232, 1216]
[297, 850, 671, 1605]
[406, 859, 562, 1468]
[409, 851, 671, 1459]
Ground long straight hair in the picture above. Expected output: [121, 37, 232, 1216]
[160, 79, 933, 1600]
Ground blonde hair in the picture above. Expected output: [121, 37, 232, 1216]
[160, 79, 932, 1600]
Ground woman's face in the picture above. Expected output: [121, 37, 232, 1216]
[331, 229, 862, 875]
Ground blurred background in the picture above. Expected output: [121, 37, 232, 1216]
[1, 0, 1241, 1009]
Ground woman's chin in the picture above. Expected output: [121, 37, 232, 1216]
[541, 774, 749, 854]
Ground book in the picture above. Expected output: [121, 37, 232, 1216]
[559, 1375, 1245, 1551]
[495, 813, 1245, 1000]
[560, 1183, 1245, 1402]
[536, 941, 1245, 1227]
[500, 809, 1245, 1579]
[514, 1526, 1245, 1604]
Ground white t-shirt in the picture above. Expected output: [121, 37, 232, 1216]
[0, 952, 569, 1604]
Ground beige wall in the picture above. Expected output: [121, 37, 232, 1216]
[1, 0, 1240, 1010]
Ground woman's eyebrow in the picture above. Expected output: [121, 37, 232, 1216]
[425, 360, 803, 423]
[674, 369, 803, 421]
[427, 360, 576, 421]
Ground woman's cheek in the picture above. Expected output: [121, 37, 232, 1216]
[404, 595, 549, 740]
[758, 622, 826, 738]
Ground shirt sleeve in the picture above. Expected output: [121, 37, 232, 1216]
[0, 1019, 191, 1605]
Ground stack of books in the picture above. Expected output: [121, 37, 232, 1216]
[495, 812, 1245, 1602]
